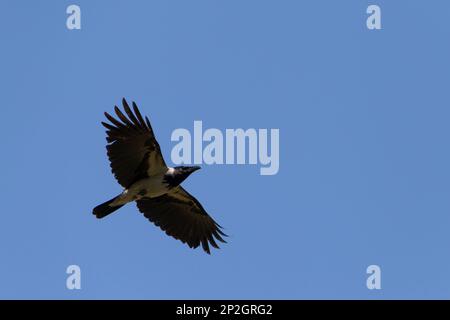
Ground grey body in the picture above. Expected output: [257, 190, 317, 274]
[111, 168, 173, 206]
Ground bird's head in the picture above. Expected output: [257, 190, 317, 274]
[175, 166, 201, 177]
[166, 166, 201, 187]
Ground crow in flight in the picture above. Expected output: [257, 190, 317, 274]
[93, 99, 227, 254]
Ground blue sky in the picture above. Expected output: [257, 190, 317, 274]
[1, 0, 450, 299]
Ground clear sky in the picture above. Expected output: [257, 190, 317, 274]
[1, 0, 450, 299]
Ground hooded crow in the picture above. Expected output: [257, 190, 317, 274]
[93, 98, 227, 254]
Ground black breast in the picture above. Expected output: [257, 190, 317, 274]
[163, 171, 185, 188]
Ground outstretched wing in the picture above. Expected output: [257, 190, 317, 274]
[136, 187, 227, 254]
[101, 98, 167, 188]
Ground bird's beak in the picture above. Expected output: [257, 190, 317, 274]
[191, 166, 201, 173]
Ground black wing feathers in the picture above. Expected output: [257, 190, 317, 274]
[102, 98, 166, 188]
[136, 187, 227, 254]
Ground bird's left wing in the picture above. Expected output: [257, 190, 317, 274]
[136, 187, 227, 254]
[102, 99, 167, 188]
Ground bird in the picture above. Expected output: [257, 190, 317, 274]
[93, 98, 227, 254]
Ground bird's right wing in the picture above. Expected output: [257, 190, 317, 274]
[101, 99, 167, 188]
[136, 187, 227, 254]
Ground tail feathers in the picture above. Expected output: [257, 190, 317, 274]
[93, 196, 124, 219]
